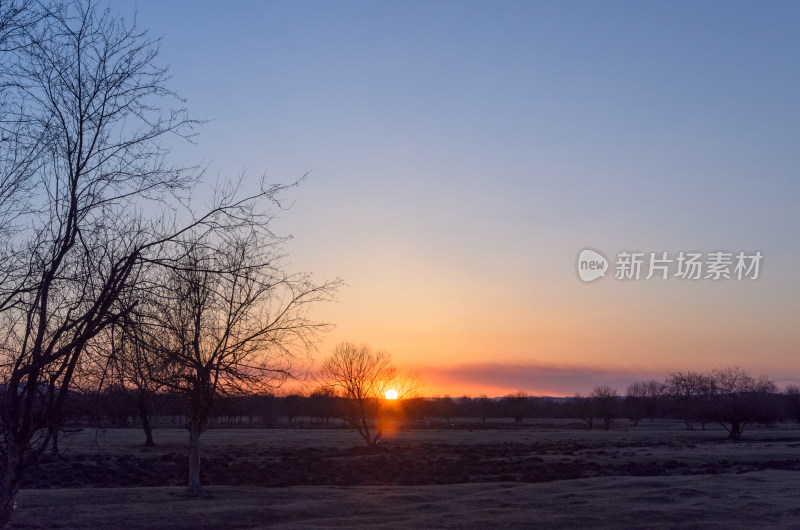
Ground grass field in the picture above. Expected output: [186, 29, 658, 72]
[11, 421, 800, 528]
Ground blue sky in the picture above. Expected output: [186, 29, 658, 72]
[114, 0, 800, 395]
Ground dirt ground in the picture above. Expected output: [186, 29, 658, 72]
[10, 421, 800, 528]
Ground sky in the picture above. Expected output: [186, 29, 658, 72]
[113, 0, 799, 396]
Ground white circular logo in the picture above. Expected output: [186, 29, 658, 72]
[577, 249, 608, 282]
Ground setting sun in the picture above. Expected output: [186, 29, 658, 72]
[385, 389, 398, 400]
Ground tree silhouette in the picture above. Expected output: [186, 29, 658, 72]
[0, 0, 310, 517]
[135, 227, 338, 493]
[318, 342, 418, 449]
[626, 379, 663, 426]
[591, 385, 618, 430]
[665, 371, 714, 429]
[707, 366, 778, 440]
[0, 1, 195, 521]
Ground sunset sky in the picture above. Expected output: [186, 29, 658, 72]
[116, 0, 799, 396]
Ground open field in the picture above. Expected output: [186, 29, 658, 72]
[14, 472, 800, 529]
[11, 421, 800, 528]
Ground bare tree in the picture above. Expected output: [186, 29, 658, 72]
[665, 371, 714, 429]
[0, 0, 43, 297]
[785, 384, 800, 424]
[500, 391, 531, 424]
[0, 1, 36, 52]
[591, 385, 618, 430]
[0, 1, 284, 522]
[571, 393, 594, 429]
[318, 342, 418, 449]
[707, 366, 778, 440]
[625, 379, 663, 426]
[135, 229, 338, 493]
[665, 368, 779, 439]
[475, 394, 494, 424]
[104, 321, 163, 447]
[0, 2, 194, 521]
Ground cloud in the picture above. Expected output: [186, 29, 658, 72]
[418, 362, 668, 397]
[414, 362, 800, 398]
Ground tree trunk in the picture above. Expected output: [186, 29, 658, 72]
[50, 427, 60, 457]
[370, 426, 383, 450]
[357, 415, 373, 449]
[728, 421, 742, 440]
[0, 446, 21, 527]
[0, 483, 18, 528]
[139, 399, 155, 447]
[603, 416, 612, 431]
[142, 415, 155, 448]
[187, 423, 202, 492]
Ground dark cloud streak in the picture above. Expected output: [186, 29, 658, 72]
[419, 362, 800, 397]
[422, 363, 670, 397]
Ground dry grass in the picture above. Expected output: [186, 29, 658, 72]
[13, 471, 800, 529]
[10, 421, 800, 528]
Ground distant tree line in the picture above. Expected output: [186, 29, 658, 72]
[53, 365, 796, 444]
